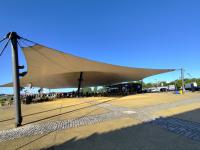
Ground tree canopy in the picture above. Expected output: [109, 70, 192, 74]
[143, 78, 200, 89]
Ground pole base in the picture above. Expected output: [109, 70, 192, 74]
[15, 123, 21, 127]
[15, 116, 23, 127]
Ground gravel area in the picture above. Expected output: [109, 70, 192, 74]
[136, 97, 200, 113]
[1, 96, 200, 142]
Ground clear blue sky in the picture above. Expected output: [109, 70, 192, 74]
[0, 0, 200, 94]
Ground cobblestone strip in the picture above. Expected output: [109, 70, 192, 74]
[150, 117, 200, 142]
[0, 112, 123, 142]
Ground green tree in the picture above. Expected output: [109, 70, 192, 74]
[160, 81, 167, 86]
[97, 86, 106, 93]
[196, 79, 200, 86]
[93, 87, 98, 93]
[143, 83, 153, 88]
[82, 87, 92, 94]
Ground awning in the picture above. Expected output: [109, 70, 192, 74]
[1, 45, 174, 88]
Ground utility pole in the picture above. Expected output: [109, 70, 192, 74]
[181, 68, 185, 94]
[77, 72, 83, 97]
[7, 32, 22, 127]
[141, 80, 143, 92]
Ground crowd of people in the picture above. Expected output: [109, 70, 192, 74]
[21, 92, 101, 104]
[21, 83, 142, 104]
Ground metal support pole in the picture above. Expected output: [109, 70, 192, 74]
[181, 68, 185, 94]
[77, 72, 83, 97]
[7, 32, 22, 127]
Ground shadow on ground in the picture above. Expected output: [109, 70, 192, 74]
[43, 108, 200, 150]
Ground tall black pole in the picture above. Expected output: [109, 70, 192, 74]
[77, 72, 83, 97]
[7, 32, 22, 127]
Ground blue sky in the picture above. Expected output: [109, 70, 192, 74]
[0, 0, 200, 94]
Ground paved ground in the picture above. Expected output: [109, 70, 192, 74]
[151, 117, 200, 142]
[0, 92, 200, 150]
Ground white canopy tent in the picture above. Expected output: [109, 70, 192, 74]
[1, 44, 174, 89]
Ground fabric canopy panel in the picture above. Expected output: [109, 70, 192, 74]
[2, 45, 174, 89]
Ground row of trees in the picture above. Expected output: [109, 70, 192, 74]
[81, 78, 200, 93]
[143, 78, 200, 89]
[80, 87, 105, 94]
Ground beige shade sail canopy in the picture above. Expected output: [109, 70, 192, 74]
[2, 44, 174, 89]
